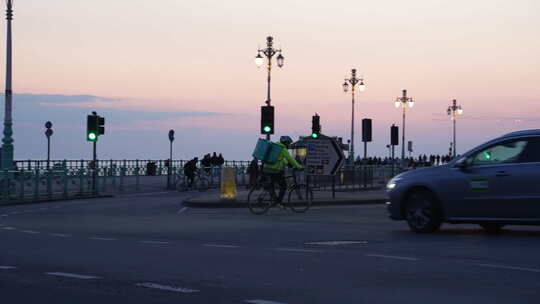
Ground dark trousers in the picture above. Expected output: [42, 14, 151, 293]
[186, 173, 195, 187]
[268, 172, 287, 203]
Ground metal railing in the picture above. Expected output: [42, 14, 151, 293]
[1, 161, 402, 203]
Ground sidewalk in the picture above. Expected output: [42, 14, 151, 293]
[184, 188, 388, 208]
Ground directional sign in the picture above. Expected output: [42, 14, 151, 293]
[305, 138, 345, 176]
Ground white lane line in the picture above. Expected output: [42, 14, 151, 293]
[1, 214, 8, 217]
[138, 240, 170, 245]
[45, 272, 101, 279]
[0, 266, 17, 270]
[50, 233, 72, 238]
[89, 237, 117, 241]
[121, 191, 171, 197]
[204, 244, 240, 248]
[52, 206, 61, 209]
[177, 207, 189, 214]
[10, 211, 21, 215]
[20, 230, 40, 234]
[275, 248, 323, 253]
[305, 241, 368, 246]
[474, 263, 540, 273]
[365, 254, 420, 261]
[245, 300, 288, 304]
[135, 282, 199, 293]
[2, 227, 16, 230]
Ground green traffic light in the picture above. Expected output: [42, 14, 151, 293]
[88, 132, 97, 141]
[311, 133, 318, 139]
[263, 125, 272, 133]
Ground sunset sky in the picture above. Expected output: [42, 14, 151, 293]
[3, 0, 540, 160]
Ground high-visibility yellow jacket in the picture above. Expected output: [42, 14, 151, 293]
[263, 142, 303, 173]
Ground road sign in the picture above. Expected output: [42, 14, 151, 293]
[305, 138, 345, 176]
[45, 129, 53, 137]
[45, 121, 52, 129]
[168, 129, 175, 142]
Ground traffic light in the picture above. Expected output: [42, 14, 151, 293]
[362, 118, 372, 142]
[391, 124, 399, 146]
[261, 106, 274, 135]
[98, 116, 105, 135]
[311, 114, 321, 139]
[87, 114, 99, 141]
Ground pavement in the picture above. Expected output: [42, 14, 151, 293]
[184, 188, 388, 207]
[1, 191, 539, 303]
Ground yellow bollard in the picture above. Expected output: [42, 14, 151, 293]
[221, 167, 237, 200]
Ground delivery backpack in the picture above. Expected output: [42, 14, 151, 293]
[252, 138, 283, 164]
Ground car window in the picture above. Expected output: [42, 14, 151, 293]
[471, 140, 528, 166]
[518, 137, 540, 163]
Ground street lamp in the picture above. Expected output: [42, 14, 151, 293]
[342, 68, 366, 164]
[447, 99, 463, 157]
[255, 36, 284, 140]
[1, 0, 14, 170]
[394, 89, 414, 162]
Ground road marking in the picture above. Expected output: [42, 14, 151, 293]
[138, 240, 170, 245]
[50, 233, 71, 238]
[121, 191, 171, 197]
[45, 272, 101, 279]
[1, 214, 8, 217]
[474, 263, 540, 273]
[52, 206, 61, 209]
[20, 230, 40, 234]
[89, 237, 117, 241]
[365, 254, 420, 261]
[135, 282, 199, 293]
[0, 266, 17, 270]
[245, 300, 288, 304]
[10, 211, 20, 214]
[305, 241, 368, 246]
[204, 244, 240, 248]
[275, 248, 323, 253]
[2, 227, 16, 230]
[177, 207, 189, 214]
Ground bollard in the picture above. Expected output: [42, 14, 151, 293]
[221, 167, 237, 199]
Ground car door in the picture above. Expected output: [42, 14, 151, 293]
[445, 138, 529, 219]
[502, 136, 540, 218]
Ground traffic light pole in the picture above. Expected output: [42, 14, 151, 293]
[92, 141, 97, 194]
[47, 136, 51, 170]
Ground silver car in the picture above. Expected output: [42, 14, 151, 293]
[387, 129, 540, 233]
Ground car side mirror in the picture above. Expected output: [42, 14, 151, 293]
[455, 158, 468, 170]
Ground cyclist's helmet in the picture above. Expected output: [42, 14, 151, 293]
[280, 136, 293, 147]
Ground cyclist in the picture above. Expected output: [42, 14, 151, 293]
[262, 136, 303, 203]
[183, 157, 199, 188]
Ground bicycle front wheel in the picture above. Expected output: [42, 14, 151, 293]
[247, 185, 273, 215]
[287, 184, 313, 213]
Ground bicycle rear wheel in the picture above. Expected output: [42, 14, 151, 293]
[247, 185, 273, 215]
[287, 184, 313, 213]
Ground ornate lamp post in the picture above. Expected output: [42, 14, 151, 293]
[342, 69, 366, 163]
[394, 90, 414, 161]
[255, 36, 284, 140]
[447, 99, 463, 157]
[1, 0, 13, 170]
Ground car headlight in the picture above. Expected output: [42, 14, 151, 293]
[386, 177, 401, 190]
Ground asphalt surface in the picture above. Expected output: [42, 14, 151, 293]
[1, 190, 539, 304]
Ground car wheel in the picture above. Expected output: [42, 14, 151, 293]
[405, 190, 442, 233]
[479, 223, 505, 233]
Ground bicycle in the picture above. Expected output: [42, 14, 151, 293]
[175, 169, 210, 192]
[247, 169, 313, 215]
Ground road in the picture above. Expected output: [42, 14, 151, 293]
[1, 191, 539, 304]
